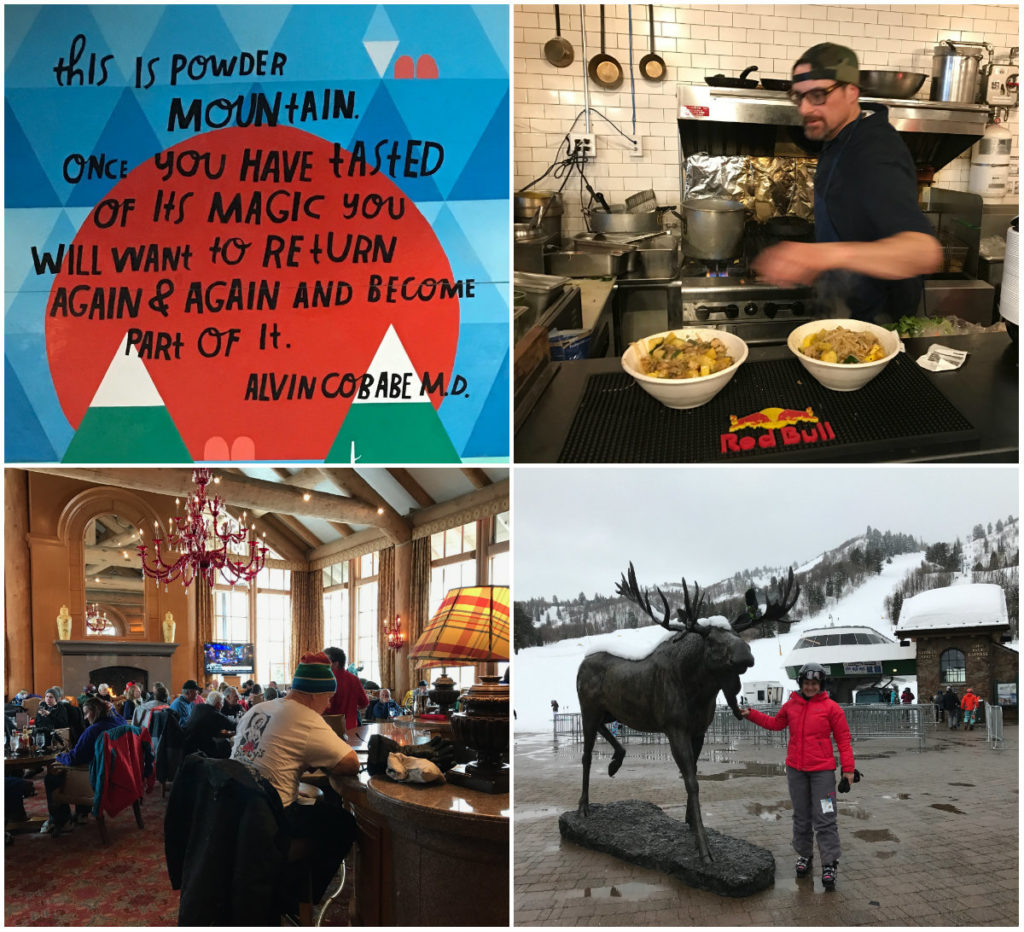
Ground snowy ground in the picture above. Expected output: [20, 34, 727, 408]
[514, 551, 928, 732]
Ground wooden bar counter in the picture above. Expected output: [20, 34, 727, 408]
[330, 721, 509, 926]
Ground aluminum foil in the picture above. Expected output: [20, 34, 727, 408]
[685, 154, 817, 219]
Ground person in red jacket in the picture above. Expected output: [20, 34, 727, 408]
[960, 687, 981, 730]
[741, 662, 855, 891]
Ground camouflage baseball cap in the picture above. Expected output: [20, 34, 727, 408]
[793, 43, 860, 85]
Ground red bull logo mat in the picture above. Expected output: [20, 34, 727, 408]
[721, 406, 836, 454]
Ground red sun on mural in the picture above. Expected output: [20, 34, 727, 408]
[46, 125, 461, 460]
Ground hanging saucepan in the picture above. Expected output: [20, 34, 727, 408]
[705, 65, 759, 88]
[588, 6, 623, 90]
[765, 215, 814, 242]
[544, 5, 574, 68]
[760, 77, 792, 92]
[638, 5, 666, 82]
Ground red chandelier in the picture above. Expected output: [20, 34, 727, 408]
[85, 603, 112, 633]
[138, 469, 268, 589]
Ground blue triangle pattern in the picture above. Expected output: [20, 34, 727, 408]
[5, 355, 59, 462]
[273, 6, 378, 81]
[218, 5, 292, 54]
[428, 203, 494, 287]
[445, 201, 511, 287]
[90, 5, 166, 85]
[440, 321, 508, 454]
[447, 89, 509, 202]
[353, 83, 443, 202]
[3, 6, 41, 65]
[5, 5, 113, 89]
[366, 7, 398, 42]
[388, 79, 505, 200]
[4, 103, 60, 207]
[6, 334, 74, 456]
[66, 87, 165, 206]
[384, 5, 508, 79]
[460, 348, 509, 458]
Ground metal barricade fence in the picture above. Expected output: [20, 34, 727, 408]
[553, 704, 931, 748]
[986, 703, 1005, 749]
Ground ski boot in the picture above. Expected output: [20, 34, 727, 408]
[822, 860, 838, 891]
[795, 855, 813, 879]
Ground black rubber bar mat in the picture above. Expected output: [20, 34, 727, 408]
[558, 354, 978, 463]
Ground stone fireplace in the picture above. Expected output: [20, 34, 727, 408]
[55, 641, 177, 694]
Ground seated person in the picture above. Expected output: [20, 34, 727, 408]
[246, 684, 265, 707]
[170, 680, 200, 723]
[182, 691, 236, 759]
[371, 689, 403, 720]
[5, 775, 35, 823]
[121, 684, 143, 725]
[231, 652, 358, 907]
[33, 688, 71, 733]
[41, 697, 126, 835]
[220, 686, 246, 720]
[133, 683, 170, 729]
[264, 687, 279, 701]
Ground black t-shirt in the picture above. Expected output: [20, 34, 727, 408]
[814, 104, 934, 322]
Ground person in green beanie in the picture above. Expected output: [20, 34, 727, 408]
[231, 651, 358, 906]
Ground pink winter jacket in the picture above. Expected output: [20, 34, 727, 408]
[746, 690, 855, 773]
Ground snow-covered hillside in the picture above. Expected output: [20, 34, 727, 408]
[515, 551, 928, 732]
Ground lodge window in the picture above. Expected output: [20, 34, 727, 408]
[940, 647, 966, 684]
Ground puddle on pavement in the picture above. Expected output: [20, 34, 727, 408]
[948, 782, 975, 787]
[853, 828, 900, 842]
[875, 850, 897, 859]
[746, 800, 790, 820]
[580, 882, 666, 900]
[853, 753, 893, 760]
[930, 803, 965, 814]
[703, 762, 788, 781]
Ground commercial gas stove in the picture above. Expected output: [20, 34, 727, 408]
[613, 221, 821, 350]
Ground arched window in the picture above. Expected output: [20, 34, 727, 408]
[940, 647, 966, 684]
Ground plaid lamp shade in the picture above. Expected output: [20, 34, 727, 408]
[410, 586, 510, 666]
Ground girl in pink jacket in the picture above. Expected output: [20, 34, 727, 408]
[741, 662, 854, 891]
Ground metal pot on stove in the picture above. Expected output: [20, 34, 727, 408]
[681, 198, 746, 261]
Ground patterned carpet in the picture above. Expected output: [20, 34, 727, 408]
[5, 771, 353, 926]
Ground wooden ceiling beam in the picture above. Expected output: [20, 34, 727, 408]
[460, 468, 491, 489]
[389, 468, 435, 508]
[32, 468, 412, 543]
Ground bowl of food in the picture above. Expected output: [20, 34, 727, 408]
[622, 328, 748, 409]
[787, 319, 902, 391]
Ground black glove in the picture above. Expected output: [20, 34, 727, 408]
[837, 768, 862, 793]
[366, 734, 458, 776]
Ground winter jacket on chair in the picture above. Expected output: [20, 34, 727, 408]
[165, 754, 291, 926]
[746, 689, 855, 773]
[90, 725, 154, 818]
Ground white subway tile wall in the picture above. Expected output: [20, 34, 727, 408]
[514, 4, 1019, 237]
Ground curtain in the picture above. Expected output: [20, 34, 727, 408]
[194, 577, 214, 682]
[406, 537, 432, 691]
[377, 546, 396, 690]
[290, 570, 324, 673]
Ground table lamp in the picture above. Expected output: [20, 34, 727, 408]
[409, 585, 510, 793]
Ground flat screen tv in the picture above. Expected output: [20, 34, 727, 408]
[203, 642, 255, 676]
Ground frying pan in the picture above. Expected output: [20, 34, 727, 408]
[588, 6, 623, 90]
[638, 5, 666, 82]
[544, 6, 574, 68]
[705, 65, 758, 88]
[760, 77, 792, 92]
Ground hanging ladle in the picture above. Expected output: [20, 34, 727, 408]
[544, 5, 574, 68]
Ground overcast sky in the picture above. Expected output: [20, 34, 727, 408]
[514, 466, 1019, 601]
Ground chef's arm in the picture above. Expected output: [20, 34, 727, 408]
[753, 231, 942, 286]
[825, 231, 942, 280]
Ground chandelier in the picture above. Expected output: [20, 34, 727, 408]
[382, 615, 404, 650]
[138, 469, 268, 589]
[85, 603, 112, 633]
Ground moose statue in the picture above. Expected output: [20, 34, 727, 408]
[575, 563, 799, 865]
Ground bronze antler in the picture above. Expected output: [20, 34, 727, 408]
[732, 567, 800, 632]
[616, 563, 707, 633]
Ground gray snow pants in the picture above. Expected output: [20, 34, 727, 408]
[786, 766, 841, 864]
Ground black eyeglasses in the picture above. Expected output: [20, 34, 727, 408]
[788, 83, 844, 106]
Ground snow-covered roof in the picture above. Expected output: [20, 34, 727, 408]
[896, 583, 1009, 633]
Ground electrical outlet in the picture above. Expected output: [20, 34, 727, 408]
[570, 133, 596, 160]
[628, 136, 643, 157]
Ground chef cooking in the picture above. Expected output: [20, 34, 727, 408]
[752, 42, 943, 323]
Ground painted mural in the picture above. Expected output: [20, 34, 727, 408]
[5, 5, 510, 463]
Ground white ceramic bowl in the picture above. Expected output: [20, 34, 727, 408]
[621, 328, 749, 409]
[787, 319, 902, 392]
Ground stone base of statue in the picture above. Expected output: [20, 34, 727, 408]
[559, 799, 774, 897]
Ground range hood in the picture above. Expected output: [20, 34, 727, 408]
[678, 85, 990, 172]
